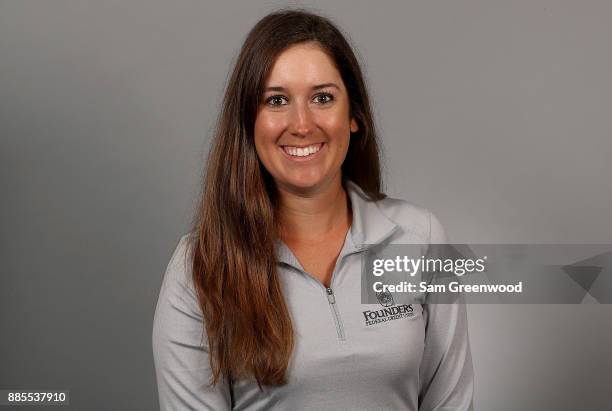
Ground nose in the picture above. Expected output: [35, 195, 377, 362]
[288, 101, 314, 137]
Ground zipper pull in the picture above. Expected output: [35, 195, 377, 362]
[326, 288, 336, 304]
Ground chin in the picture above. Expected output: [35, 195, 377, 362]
[279, 172, 336, 193]
[285, 177, 322, 190]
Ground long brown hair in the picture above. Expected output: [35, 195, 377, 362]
[190, 8, 385, 388]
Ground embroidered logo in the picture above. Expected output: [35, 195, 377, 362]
[376, 291, 394, 307]
[362, 292, 414, 326]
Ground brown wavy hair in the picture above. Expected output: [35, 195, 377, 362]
[189, 8, 385, 388]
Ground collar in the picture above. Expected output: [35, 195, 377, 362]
[275, 179, 399, 267]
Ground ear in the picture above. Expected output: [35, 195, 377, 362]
[350, 118, 359, 133]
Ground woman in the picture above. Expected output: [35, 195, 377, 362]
[153, 8, 473, 410]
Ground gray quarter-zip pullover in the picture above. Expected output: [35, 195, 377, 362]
[152, 180, 474, 410]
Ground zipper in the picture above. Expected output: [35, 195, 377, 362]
[326, 287, 346, 341]
[321, 238, 358, 342]
[281, 233, 357, 342]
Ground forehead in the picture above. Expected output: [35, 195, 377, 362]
[265, 42, 343, 88]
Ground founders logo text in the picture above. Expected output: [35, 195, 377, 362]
[362, 291, 415, 326]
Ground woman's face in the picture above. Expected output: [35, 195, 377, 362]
[254, 42, 358, 194]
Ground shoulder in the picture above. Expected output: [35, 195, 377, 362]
[375, 194, 449, 244]
[153, 232, 203, 339]
[160, 232, 198, 293]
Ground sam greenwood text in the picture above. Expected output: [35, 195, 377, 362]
[373, 281, 524, 293]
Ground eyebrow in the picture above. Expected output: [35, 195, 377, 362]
[264, 83, 340, 92]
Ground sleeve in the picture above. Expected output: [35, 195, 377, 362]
[418, 212, 474, 411]
[152, 235, 232, 411]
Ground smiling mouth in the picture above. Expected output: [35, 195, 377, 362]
[280, 143, 324, 158]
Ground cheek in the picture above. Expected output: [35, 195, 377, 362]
[316, 112, 351, 144]
[254, 113, 286, 145]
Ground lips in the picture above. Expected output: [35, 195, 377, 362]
[280, 143, 325, 161]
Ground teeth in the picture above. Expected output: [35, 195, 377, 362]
[282, 143, 322, 157]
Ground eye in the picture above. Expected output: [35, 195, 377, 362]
[313, 92, 334, 105]
[265, 95, 288, 106]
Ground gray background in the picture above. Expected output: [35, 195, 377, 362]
[1, 1, 611, 410]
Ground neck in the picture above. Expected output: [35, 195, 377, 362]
[276, 175, 351, 243]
